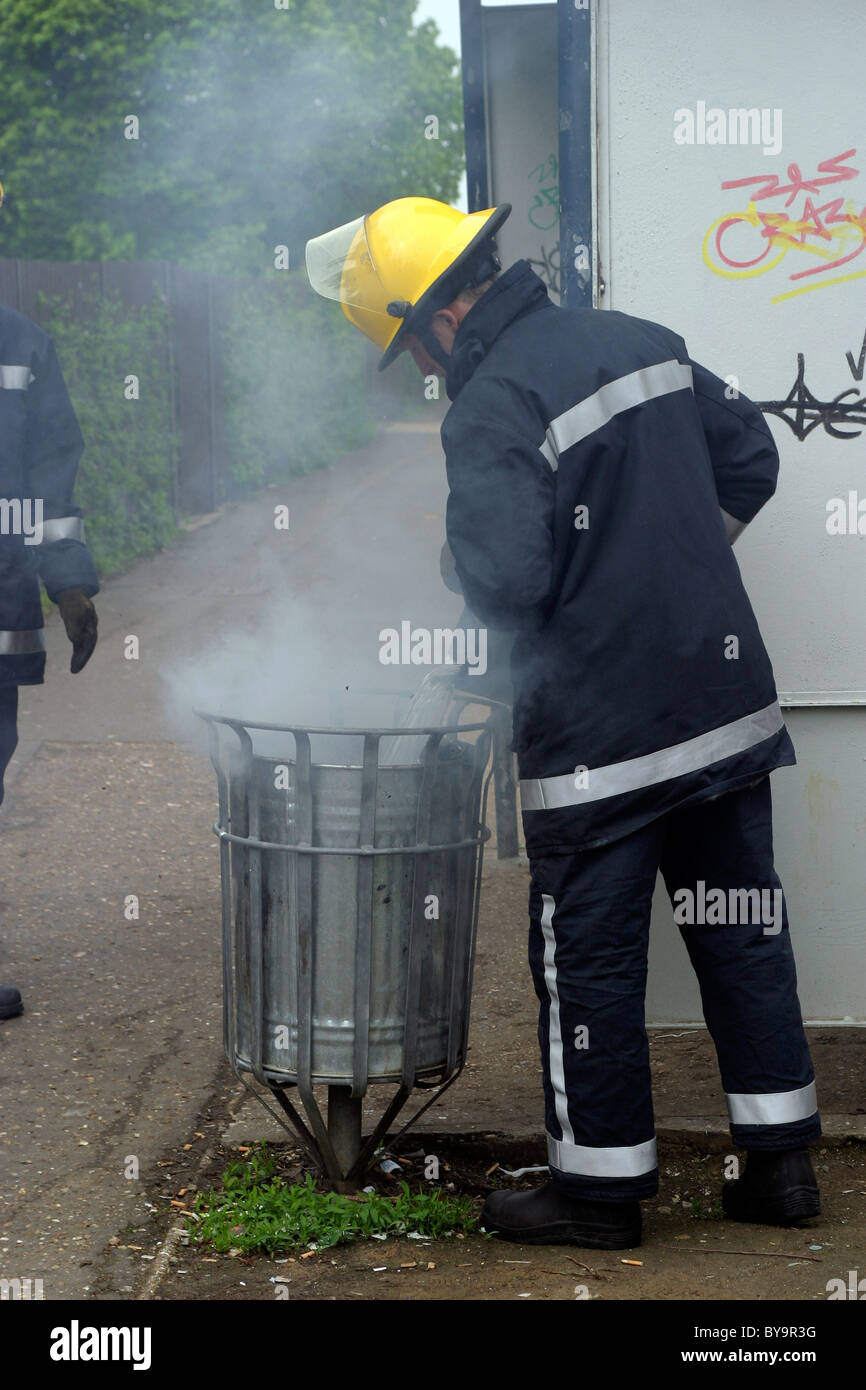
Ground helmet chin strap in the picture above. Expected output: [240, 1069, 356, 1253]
[415, 248, 501, 370]
[416, 319, 451, 371]
[388, 238, 502, 372]
[387, 297, 450, 371]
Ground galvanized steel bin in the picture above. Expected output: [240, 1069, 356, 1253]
[199, 707, 493, 1103]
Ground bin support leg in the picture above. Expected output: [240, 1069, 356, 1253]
[328, 1085, 363, 1189]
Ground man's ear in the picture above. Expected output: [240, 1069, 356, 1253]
[431, 307, 460, 342]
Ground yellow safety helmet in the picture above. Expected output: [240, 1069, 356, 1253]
[305, 196, 511, 370]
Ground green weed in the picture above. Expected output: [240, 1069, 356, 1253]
[188, 1145, 478, 1256]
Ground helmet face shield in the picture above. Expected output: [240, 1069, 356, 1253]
[305, 215, 403, 352]
[305, 216, 365, 303]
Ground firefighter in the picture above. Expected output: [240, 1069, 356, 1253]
[305, 198, 821, 1249]
[1, 304, 99, 1020]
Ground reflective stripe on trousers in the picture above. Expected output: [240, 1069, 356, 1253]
[538, 891, 657, 1179]
[548, 1134, 658, 1178]
[539, 894, 575, 1147]
[726, 1080, 818, 1127]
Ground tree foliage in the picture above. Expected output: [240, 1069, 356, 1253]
[0, 0, 464, 272]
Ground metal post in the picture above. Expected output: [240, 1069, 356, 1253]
[327, 1086, 363, 1189]
[459, 0, 489, 212]
[558, 0, 594, 308]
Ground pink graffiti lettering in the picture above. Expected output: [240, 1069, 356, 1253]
[703, 149, 866, 300]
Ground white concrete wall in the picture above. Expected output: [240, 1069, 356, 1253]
[481, 0, 866, 1020]
[598, 0, 866, 1021]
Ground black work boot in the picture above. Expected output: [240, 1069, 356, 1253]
[0, 984, 23, 1020]
[481, 1181, 642, 1249]
[723, 1148, 820, 1226]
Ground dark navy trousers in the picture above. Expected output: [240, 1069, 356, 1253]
[527, 776, 820, 1202]
[0, 686, 17, 808]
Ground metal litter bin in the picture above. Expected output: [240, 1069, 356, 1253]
[199, 693, 492, 1184]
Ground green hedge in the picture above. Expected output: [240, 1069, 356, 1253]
[39, 273, 398, 583]
[42, 290, 177, 579]
[220, 276, 376, 493]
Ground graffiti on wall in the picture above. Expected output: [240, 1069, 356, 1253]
[757, 328, 866, 440]
[703, 149, 866, 303]
[528, 240, 561, 296]
[527, 153, 559, 231]
[524, 154, 561, 295]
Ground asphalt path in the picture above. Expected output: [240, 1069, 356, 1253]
[0, 414, 461, 1298]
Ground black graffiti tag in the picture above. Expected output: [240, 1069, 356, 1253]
[757, 348, 866, 440]
[528, 241, 561, 297]
[845, 326, 866, 382]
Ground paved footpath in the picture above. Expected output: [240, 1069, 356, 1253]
[0, 416, 463, 1298]
[0, 415, 862, 1301]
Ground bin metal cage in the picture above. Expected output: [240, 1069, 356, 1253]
[198, 701, 493, 1184]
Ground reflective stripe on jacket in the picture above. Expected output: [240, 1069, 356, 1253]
[441, 261, 794, 853]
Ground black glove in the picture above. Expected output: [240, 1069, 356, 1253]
[56, 589, 98, 673]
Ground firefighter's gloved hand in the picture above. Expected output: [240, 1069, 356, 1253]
[440, 540, 463, 595]
[56, 589, 98, 673]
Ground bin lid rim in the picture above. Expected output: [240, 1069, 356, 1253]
[194, 708, 492, 735]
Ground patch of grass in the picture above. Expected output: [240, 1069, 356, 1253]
[188, 1144, 478, 1256]
[688, 1197, 725, 1221]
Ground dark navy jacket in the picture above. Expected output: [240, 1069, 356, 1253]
[441, 261, 794, 855]
[0, 305, 99, 687]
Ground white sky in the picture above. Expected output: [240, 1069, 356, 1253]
[413, 0, 550, 53]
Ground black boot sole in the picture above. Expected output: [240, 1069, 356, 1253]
[483, 1218, 642, 1249]
[0, 1003, 23, 1020]
[723, 1185, 821, 1227]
